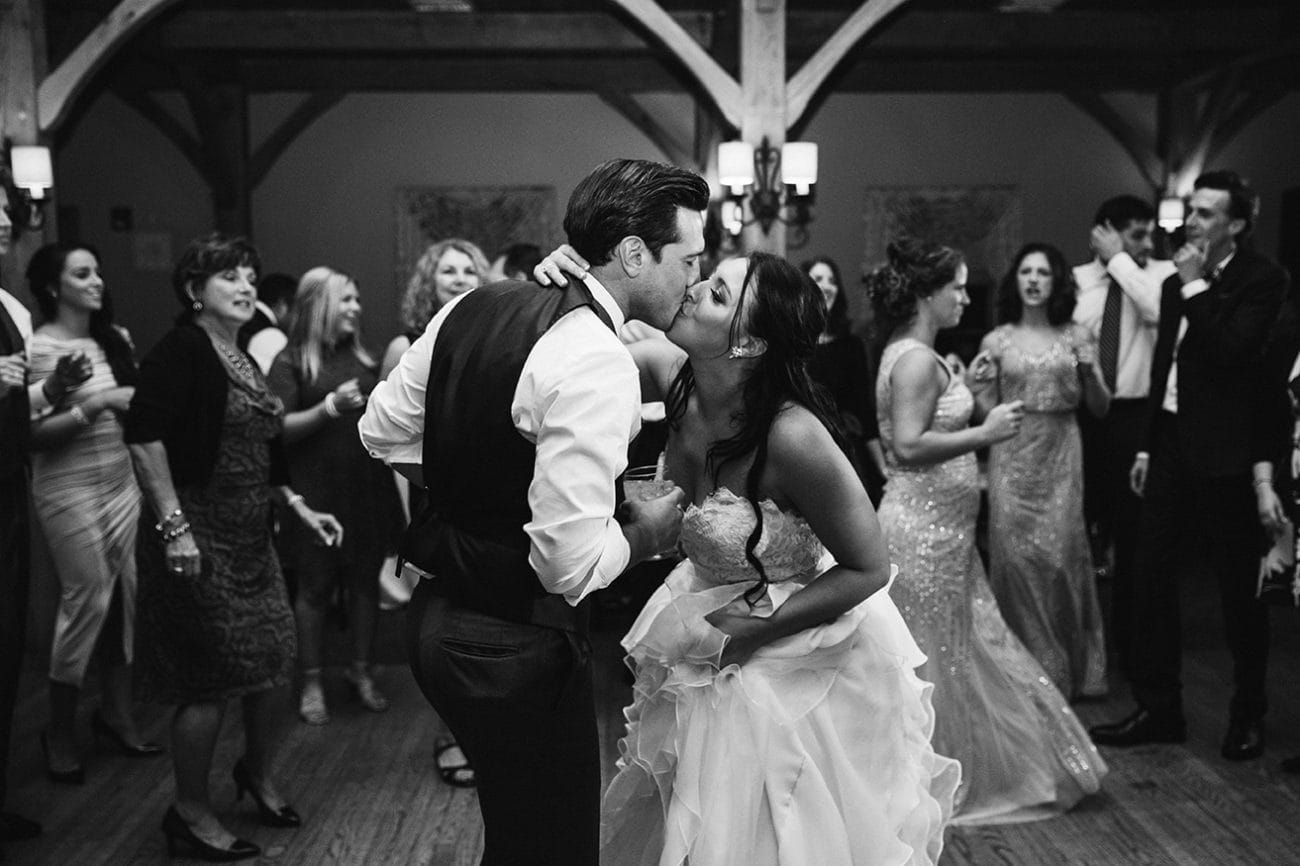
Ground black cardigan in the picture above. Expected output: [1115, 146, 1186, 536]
[124, 322, 289, 488]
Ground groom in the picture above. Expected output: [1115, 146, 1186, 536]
[360, 158, 708, 865]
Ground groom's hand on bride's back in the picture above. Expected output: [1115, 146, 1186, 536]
[620, 487, 686, 564]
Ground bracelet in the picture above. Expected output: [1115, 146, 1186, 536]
[159, 521, 191, 542]
[68, 404, 92, 427]
[323, 393, 341, 419]
[1254, 478, 1274, 488]
[285, 493, 306, 508]
[154, 508, 186, 532]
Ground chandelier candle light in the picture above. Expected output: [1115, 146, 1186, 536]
[718, 137, 818, 246]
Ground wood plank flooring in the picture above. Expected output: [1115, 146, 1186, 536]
[7, 569, 1300, 865]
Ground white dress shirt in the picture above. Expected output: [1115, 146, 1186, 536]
[1072, 253, 1176, 400]
[246, 300, 288, 374]
[0, 287, 55, 415]
[1161, 251, 1234, 415]
[359, 274, 641, 605]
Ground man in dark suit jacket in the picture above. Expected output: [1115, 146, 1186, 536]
[1090, 171, 1289, 760]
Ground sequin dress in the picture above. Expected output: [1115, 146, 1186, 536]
[600, 487, 960, 865]
[875, 338, 1106, 826]
[986, 324, 1107, 698]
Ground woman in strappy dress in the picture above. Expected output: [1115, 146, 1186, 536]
[870, 237, 1107, 825]
[973, 243, 1111, 700]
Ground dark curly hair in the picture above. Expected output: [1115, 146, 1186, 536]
[800, 256, 850, 338]
[864, 237, 965, 337]
[171, 233, 261, 321]
[665, 253, 846, 606]
[25, 242, 137, 386]
[998, 242, 1077, 326]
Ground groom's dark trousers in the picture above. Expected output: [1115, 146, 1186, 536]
[407, 582, 598, 866]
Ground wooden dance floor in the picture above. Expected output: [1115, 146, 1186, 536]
[8, 565, 1300, 865]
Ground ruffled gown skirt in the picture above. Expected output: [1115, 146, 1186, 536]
[600, 561, 960, 866]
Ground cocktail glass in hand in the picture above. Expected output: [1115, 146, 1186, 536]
[624, 464, 681, 560]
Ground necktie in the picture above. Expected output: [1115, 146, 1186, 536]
[1097, 277, 1122, 392]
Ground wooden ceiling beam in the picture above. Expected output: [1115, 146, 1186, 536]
[141, 9, 1288, 57]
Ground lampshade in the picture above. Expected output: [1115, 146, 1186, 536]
[1158, 195, 1185, 231]
[11, 145, 53, 200]
[718, 141, 754, 196]
[781, 142, 818, 196]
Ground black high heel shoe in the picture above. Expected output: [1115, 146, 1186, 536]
[161, 807, 259, 862]
[232, 759, 301, 828]
[91, 712, 164, 757]
[39, 732, 84, 785]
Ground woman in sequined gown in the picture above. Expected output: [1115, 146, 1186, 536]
[869, 238, 1107, 826]
[974, 244, 1111, 699]
[541, 250, 959, 864]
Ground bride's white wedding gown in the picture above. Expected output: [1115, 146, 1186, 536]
[600, 487, 960, 865]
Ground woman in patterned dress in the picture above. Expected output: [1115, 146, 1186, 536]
[972, 243, 1111, 699]
[25, 243, 158, 782]
[870, 237, 1107, 824]
[269, 267, 402, 725]
[125, 233, 343, 862]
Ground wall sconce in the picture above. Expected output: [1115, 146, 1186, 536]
[3, 141, 53, 231]
[716, 137, 817, 246]
[1158, 195, 1185, 232]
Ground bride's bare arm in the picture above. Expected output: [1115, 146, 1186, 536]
[628, 338, 685, 404]
[708, 407, 888, 666]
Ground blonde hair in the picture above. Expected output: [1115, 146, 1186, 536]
[399, 238, 490, 334]
[286, 266, 376, 384]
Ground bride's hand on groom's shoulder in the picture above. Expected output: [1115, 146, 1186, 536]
[533, 244, 589, 286]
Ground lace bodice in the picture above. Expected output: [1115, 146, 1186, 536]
[680, 487, 824, 587]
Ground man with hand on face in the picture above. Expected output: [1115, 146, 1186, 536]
[1090, 171, 1289, 762]
[0, 172, 92, 859]
[361, 159, 707, 866]
[1073, 195, 1177, 678]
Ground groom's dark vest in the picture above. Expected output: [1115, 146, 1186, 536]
[399, 279, 616, 633]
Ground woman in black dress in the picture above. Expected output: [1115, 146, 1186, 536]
[803, 256, 886, 503]
[126, 233, 342, 862]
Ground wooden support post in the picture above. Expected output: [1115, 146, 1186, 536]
[186, 82, 252, 237]
[739, 0, 787, 254]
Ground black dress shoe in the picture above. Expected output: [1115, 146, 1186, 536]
[39, 732, 84, 784]
[1089, 708, 1187, 746]
[1221, 718, 1265, 761]
[161, 807, 259, 862]
[232, 758, 302, 828]
[0, 812, 41, 842]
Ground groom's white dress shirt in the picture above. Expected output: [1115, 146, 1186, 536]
[360, 274, 640, 606]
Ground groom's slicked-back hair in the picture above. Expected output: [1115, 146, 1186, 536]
[564, 159, 710, 268]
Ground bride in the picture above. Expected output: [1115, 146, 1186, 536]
[538, 249, 959, 865]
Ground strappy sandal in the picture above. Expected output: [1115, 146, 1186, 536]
[298, 682, 330, 726]
[434, 740, 476, 788]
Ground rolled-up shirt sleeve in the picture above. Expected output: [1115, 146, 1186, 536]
[359, 293, 467, 465]
[518, 314, 641, 604]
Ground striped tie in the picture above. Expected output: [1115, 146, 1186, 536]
[1098, 278, 1122, 392]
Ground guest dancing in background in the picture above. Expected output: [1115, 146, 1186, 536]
[803, 256, 886, 504]
[25, 243, 161, 784]
[380, 238, 490, 378]
[870, 237, 1106, 824]
[126, 233, 342, 862]
[268, 267, 402, 726]
[971, 243, 1110, 699]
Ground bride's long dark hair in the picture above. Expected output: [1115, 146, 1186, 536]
[665, 252, 847, 604]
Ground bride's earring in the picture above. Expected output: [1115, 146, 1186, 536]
[727, 337, 767, 359]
